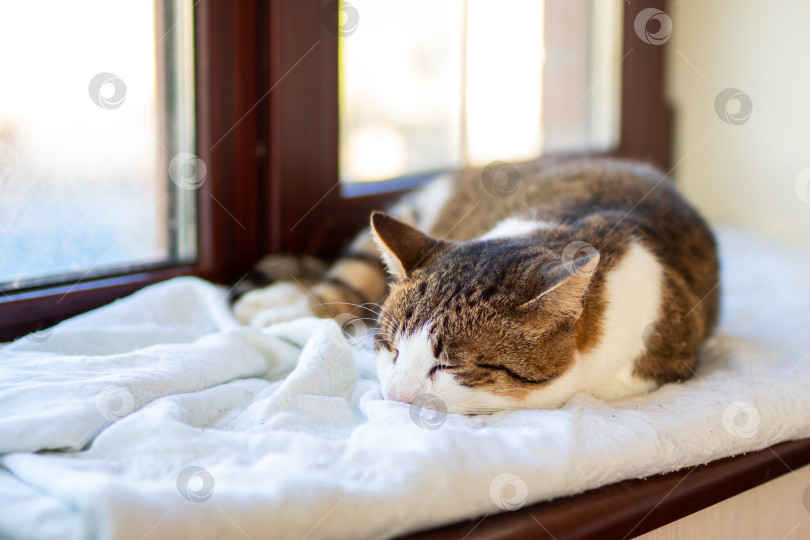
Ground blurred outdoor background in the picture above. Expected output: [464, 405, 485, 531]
[0, 1, 166, 285]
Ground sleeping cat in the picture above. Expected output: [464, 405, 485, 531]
[233, 157, 720, 414]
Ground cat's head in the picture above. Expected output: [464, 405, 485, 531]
[370, 211, 600, 414]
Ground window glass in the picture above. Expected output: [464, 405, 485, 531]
[340, 0, 623, 184]
[0, 0, 196, 289]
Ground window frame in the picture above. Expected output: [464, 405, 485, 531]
[0, 0, 262, 341]
[1, 0, 671, 339]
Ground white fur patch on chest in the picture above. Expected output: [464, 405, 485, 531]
[481, 218, 556, 240]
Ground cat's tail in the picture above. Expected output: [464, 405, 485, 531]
[230, 231, 389, 326]
[229, 254, 328, 303]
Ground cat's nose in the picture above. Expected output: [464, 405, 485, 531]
[384, 386, 414, 404]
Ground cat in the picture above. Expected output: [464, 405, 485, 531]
[233, 156, 720, 414]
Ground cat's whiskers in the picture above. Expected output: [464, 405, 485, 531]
[319, 301, 402, 337]
[319, 301, 384, 318]
[329, 300, 402, 332]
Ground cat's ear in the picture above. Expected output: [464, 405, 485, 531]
[519, 252, 600, 320]
[370, 211, 440, 280]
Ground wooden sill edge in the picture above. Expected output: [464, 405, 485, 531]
[399, 437, 810, 540]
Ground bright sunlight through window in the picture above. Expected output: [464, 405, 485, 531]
[340, 0, 623, 184]
[0, 0, 196, 288]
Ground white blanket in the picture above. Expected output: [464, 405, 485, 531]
[1, 228, 809, 540]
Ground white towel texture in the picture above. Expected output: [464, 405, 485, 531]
[1, 228, 809, 540]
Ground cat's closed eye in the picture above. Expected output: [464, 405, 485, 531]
[427, 358, 456, 380]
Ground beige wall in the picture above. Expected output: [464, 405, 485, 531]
[667, 0, 810, 245]
[638, 463, 810, 540]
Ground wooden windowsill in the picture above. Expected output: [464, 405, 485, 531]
[399, 437, 810, 540]
[0, 266, 201, 343]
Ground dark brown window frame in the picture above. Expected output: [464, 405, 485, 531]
[0, 0, 670, 341]
[3, 3, 808, 536]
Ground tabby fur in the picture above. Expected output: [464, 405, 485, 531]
[233, 157, 719, 413]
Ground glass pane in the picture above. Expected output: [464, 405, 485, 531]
[339, 0, 623, 184]
[0, 0, 196, 289]
[541, 0, 623, 153]
[464, 0, 544, 165]
[339, 0, 465, 183]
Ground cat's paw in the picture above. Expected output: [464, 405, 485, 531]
[232, 282, 315, 326]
